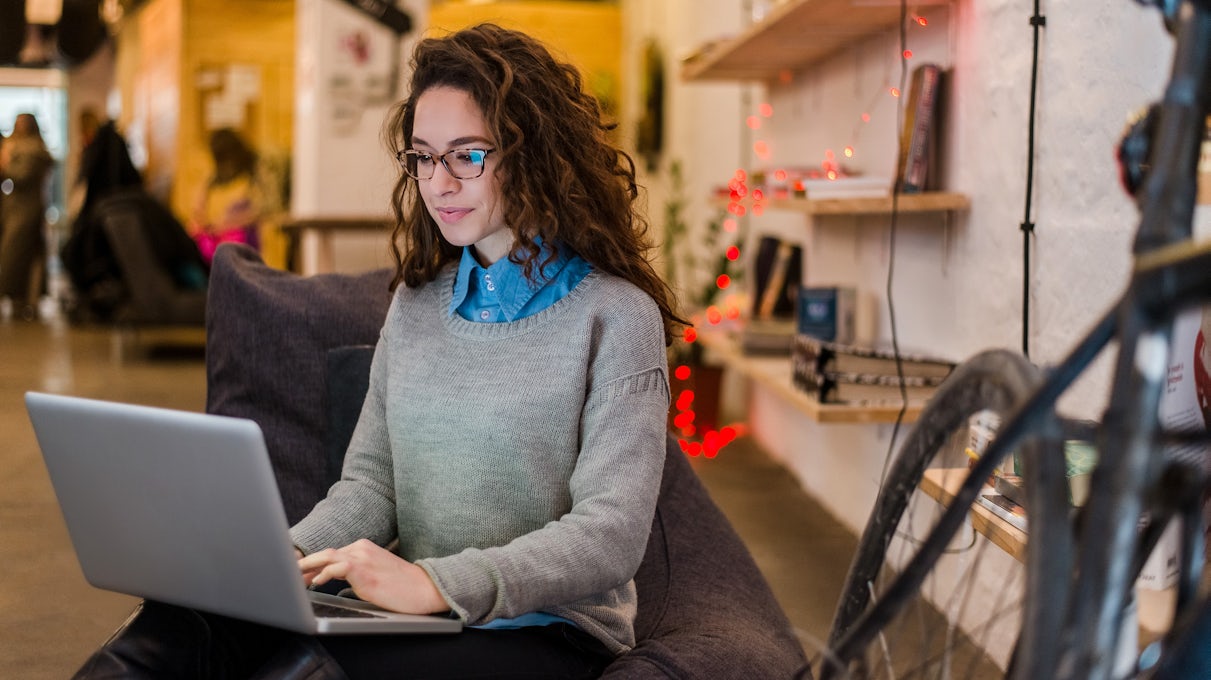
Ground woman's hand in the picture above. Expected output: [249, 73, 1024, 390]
[298, 539, 448, 615]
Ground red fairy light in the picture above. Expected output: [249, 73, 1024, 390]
[753, 188, 765, 201]
[758, 102, 773, 117]
[746, 115, 761, 130]
[861, 113, 871, 123]
[681, 425, 696, 439]
[734, 168, 747, 181]
[890, 87, 901, 97]
[706, 306, 723, 325]
[716, 274, 731, 289]
[753, 203, 765, 216]
[678, 389, 695, 407]
[673, 412, 695, 429]
[725, 306, 740, 320]
[915, 15, 928, 26]
[683, 327, 698, 343]
[903, 49, 913, 59]
[674, 365, 691, 381]
[844, 146, 854, 158]
[726, 245, 740, 261]
[722, 218, 738, 233]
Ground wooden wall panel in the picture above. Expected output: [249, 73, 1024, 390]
[428, 1, 623, 121]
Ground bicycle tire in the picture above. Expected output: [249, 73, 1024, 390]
[819, 348, 1073, 679]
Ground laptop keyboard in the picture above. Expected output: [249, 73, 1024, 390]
[312, 601, 388, 619]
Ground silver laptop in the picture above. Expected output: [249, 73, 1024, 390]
[25, 391, 462, 636]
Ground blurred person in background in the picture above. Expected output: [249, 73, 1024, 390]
[0, 112, 54, 321]
[190, 127, 264, 266]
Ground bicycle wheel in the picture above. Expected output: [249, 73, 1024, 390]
[817, 349, 1073, 679]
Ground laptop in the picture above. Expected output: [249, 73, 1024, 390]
[25, 391, 462, 636]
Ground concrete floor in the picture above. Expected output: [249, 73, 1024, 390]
[0, 316, 855, 678]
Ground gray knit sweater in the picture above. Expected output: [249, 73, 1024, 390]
[290, 265, 669, 654]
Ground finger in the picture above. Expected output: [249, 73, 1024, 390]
[297, 548, 338, 572]
[311, 562, 349, 588]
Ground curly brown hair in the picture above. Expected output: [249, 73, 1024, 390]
[384, 23, 685, 344]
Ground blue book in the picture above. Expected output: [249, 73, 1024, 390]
[796, 286, 855, 343]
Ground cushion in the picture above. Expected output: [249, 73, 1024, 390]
[601, 437, 809, 678]
[204, 244, 393, 524]
[324, 346, 376, 485]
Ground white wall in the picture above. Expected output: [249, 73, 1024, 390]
[292, 0, 428, 271]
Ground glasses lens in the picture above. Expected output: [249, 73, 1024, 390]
[447, 149, 487, 179]
[403, 151, 434, 180]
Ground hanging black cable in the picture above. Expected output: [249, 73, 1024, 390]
[1021, 1, 1046, 358]
[878, 0, 912, 491]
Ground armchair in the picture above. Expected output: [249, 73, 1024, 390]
[203, 243, 808, 679]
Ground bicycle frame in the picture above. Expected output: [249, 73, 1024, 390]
[826, 2, 1211, 677]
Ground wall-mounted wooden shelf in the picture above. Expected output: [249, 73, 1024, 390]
[714, 191, 971, 217]
[919, 468, 1026, 562]
[681, 0, 950, 82]
[695, 328, 923, 424]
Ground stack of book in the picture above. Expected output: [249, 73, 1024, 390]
[798, 176, 892, 200]
[790, 334, 956, 406]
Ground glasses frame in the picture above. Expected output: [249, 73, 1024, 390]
[396, 148, 495, 181]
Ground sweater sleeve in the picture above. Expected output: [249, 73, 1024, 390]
[415, 294, 670, 624]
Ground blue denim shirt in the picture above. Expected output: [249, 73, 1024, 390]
[450, 240, 592, 323]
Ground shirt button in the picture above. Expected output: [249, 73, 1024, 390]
[479, 310, 490, 320]
[484, 274, 496, 292]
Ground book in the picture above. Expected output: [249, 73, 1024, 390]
[740, 318, 796, 355]
[799, 176, 892, 199]
[797, 286, 855, 344]
[792, 334, 957, 381]
[897, 63, 943, 194]
[977, 491, 1028, 532]
[791, 367, 945, 405]
[752, 236, 802, 320]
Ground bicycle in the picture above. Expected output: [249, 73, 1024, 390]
[803, 1, 1211, 678]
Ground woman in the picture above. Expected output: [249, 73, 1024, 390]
[190, 127, 262, 266]
[75, 24, 683, 679]
[0, 113, 54, 320]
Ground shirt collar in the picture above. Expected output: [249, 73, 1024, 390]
[449, 239, 574, 320]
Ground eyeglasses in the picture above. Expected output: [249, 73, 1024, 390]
[396, 148, 494, 180]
